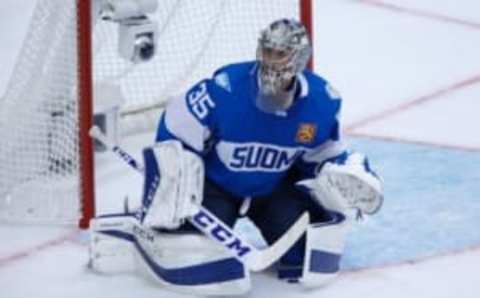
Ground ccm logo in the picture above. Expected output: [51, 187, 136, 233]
[132, 225, 155, 243]
[192, 210, 251, 258]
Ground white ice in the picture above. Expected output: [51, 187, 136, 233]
[1, 0, 479, 297]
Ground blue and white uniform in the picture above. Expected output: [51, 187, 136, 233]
[150, 61, 355, 286]
[156, 61, 346, 199]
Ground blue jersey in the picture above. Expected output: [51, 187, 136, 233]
[156, 61, 346, 198]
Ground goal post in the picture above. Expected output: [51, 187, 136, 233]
[0, 0, 313, 228]
[78, 0, 95, 229]
[301, 0, 314, 70]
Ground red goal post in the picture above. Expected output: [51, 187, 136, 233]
[78, 0, 95, 229]
[0, 0, 313, 228]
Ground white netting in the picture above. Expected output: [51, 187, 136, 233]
[0, 0, 80, 224]
[94, 0, 301, 133]
[0, 0, 303, 225]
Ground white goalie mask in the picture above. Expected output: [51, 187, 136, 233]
[256, 19, 312, 112]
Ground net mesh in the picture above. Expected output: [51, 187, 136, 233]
[0, 0, 302, 224]
[0, 0, 80, 224]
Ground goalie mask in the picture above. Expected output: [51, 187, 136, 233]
[256, 19, 312, 113]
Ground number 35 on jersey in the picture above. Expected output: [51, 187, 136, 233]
[187, 82, 216, 119]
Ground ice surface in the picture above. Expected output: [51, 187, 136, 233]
[1, 0, 479, 297]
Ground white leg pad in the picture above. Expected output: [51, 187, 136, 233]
[89, 214, 251, 295]
[136, 232, 251, 295]
[300, 215, 352, 288]
[89, 215, 138, 274]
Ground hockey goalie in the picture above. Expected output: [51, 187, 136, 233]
[89, 18, 384, 295]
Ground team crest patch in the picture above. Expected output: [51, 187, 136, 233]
[296, 123, 317, 144]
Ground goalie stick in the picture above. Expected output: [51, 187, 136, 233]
[89, 126, 309, 272]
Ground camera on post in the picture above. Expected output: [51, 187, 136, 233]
[100, 0, 159, 63]
[118, 17, 158, 63]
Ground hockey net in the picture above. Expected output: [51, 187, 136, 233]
[0, 0, 312, 227]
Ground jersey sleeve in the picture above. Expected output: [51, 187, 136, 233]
[296, 89, 347, 177]
[155, 79, 221, 154]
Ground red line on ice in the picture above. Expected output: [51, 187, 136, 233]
[359, 0, 480, 30]
[0, 230, 78, 268]
[346, 131, 480, 152]
[343, 73, 480, 151]
[345, 74, 480, 133]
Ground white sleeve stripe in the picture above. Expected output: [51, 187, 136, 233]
[302, 140, 347, 164]
[164, 94, 211, 152]
[296, 73, 309, 97]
